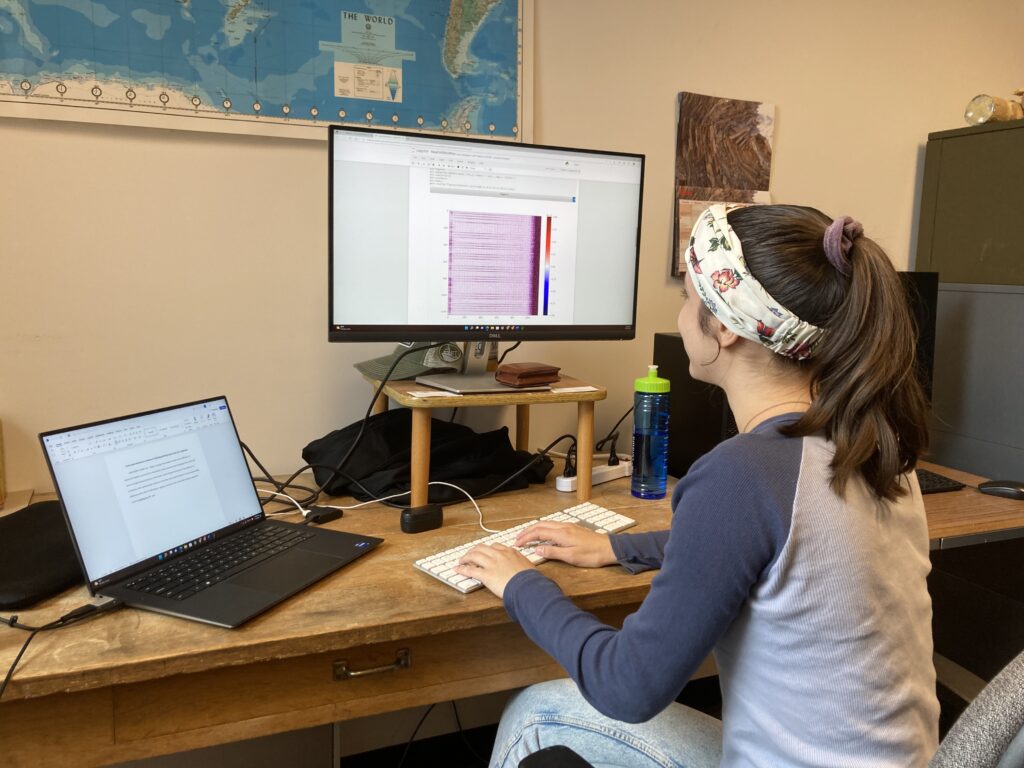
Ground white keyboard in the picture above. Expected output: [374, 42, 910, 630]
[413, 502, 637, 594]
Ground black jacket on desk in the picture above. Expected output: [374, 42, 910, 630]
[302, 409, 552, 503]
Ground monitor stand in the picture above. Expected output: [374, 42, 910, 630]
[416, 341, 552, 394]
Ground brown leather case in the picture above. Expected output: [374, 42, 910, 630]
[495, 362, 561, 387]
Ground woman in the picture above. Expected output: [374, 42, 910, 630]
[455, 204, 940, 768]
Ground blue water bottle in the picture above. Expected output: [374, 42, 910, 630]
[631, 365, 671, 499]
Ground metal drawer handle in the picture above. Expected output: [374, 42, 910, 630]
[333, 648, 410, 680]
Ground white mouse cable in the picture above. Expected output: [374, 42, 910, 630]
[305, 481, 498, 533]
[259, 482, 496, 532]
[425, 481, 498, 533]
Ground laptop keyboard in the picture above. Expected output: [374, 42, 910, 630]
[125, 525, 313, 600]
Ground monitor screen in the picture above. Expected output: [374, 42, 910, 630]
[328, 126, 645, 343]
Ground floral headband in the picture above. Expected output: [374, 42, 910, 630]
[685, 204, 824, 360]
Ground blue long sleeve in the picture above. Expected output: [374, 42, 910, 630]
[609, 530, 670, 573]
[502, 432, 797, 723]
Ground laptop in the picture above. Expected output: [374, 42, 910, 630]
[415, 372, 551, 394]
[39, 396, 382, 628]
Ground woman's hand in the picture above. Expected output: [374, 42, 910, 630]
[454, 523, 619, 599]
[455, 544, 534, 599]
[513, 522, 617, 568]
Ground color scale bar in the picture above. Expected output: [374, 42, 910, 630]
[543, 216, 552, 315]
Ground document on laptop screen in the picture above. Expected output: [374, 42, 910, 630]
[42, 399, 262, 582]
[105, 431, 220, 556]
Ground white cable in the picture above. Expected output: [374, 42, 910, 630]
[315, 485, 492, 527]
[259, 486, 416, 514]
[259, 481, 497, 532]
[314, 489, 415, 511]
[256, 488, 308, 516]
[426, 480, 498, 533]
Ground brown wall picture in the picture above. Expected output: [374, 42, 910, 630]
[673, 92, 774, 276]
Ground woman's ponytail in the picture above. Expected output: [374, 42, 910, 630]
[726, 205, 929, 501]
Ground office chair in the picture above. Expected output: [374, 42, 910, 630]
[930, 648, 1024, 768]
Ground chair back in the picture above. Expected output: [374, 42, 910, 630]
[930, 649, 1024, 768]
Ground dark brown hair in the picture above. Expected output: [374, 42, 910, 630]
[704, 205, 930, 501]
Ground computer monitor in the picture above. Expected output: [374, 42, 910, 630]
[328, 126, 645, 355]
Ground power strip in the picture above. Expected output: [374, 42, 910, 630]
[555, 460, 632, 492]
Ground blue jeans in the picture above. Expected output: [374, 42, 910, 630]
[489, 679, 723, 768]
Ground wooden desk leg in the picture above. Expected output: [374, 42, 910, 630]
[371, 393, 388, 416]
[515, 404, 530, 452]
[410, 408, 432, 507]
[576, 401, 594, 501]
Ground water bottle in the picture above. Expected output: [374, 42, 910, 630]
[631, 365, 671, 499]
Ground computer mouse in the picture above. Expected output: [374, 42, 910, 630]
[978, 480, 1024, 500]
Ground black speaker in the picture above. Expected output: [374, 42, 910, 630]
[653, 333, 737, 479]
[898, 271, 938, 401]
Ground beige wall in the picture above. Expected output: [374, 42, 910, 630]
[2, 0, 1022, 493]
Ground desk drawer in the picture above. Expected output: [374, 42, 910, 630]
[110, 603, 638, 757]
[0, 604, 649, 767]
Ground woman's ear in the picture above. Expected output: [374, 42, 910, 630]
[714, 320, 741, 349]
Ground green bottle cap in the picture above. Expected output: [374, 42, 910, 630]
[634, 364, 670, 393]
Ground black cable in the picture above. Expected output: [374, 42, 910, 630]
[396, 703, 436, 768]
[0, 627, 43, 701]
[451, 700, 488, 766]
[562, 442, 577, 478]
[253, 459, 401, 513]
[305, 465, 407, 509]
[496, 341, 521, 366]
[595, 406, 633, 452]
[248, 345, 576, 514]
[475, 433, 576, 500]
[242, 440, 276, 484]
[244, 342, 451, 512]
[315, 342, 449, 496]
[243, 442, 320, 508]
[249, 347, 621, 515]
[1, 598, 123, 701]
[606, 434, 620, 466]
[304, 433, 577, 510]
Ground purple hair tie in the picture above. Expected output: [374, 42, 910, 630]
[823, 216, 863, 276]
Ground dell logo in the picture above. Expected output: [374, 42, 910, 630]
[488, 333, 500, 339]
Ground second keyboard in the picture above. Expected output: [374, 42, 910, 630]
[414, 502, 637, 594]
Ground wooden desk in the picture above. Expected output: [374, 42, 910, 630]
[371, 376, 607, 505]
[0, 479, 657, 768]
[918, 460, 1024, 547]
[2, 467, 1023, 767]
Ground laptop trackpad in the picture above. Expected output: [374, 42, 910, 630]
[229, 549, 339, 593]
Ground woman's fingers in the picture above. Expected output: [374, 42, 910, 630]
[513, 522, 577, 548]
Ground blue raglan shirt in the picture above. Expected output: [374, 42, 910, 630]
[501, 414, 939, 766]
[504, 414, 799, 723]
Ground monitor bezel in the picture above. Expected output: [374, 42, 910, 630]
[327, 124, 645, 343]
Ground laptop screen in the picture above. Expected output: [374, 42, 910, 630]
[40, 397, 263, 587]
